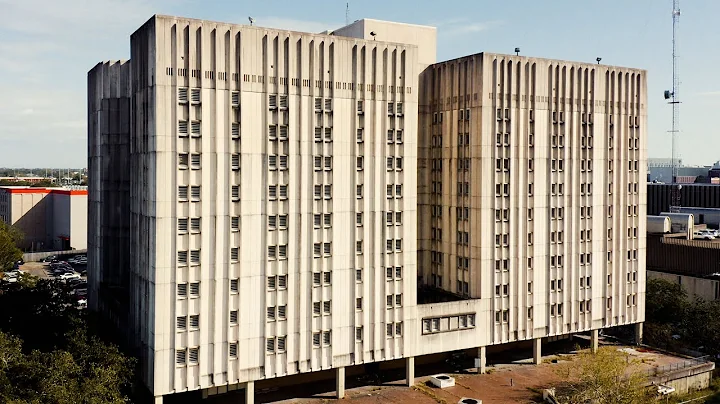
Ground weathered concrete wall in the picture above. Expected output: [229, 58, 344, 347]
[648, 270, 719, 301]
[87, 60, 132, 314]
[653, 362, 715, 395]
[23, 249, 88, 262]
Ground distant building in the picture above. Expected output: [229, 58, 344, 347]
[646, 158, 710, 183]
[646, 234, 720, 302]
[0, 187, 87, 251]
[648, 183, 720, 215]
[0, 176, 55, 184]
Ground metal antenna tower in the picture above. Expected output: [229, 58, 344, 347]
[668, 0, 682, 212]
[346, 2, 350, 26]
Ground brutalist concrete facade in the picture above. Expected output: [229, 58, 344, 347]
[87, 61, 132, 323]
[88, 15, 646, 404]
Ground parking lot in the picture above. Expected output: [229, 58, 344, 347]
[2, 253, 88, 308]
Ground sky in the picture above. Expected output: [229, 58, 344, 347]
[1, 0, 719, 168]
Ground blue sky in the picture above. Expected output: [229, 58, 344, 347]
[1, 0, 718, 168]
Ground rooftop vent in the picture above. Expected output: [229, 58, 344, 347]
[429, 374, 455, 389]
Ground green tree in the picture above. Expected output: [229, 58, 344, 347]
[0, 280, 135, 403]
[554, 347, 651, 404]
[30, 180, 54, 187]
[645, 278, 686, 325]
[681, 298, 720, 357]
[0, 222, 23, 272]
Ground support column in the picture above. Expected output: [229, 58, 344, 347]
[336, 366, 346, 399]
[590, 329, 599, 353]
[532, 338, 542, 365]
[406, 356, 415, 386]
[635, 322, 644, 345]
[245, 381, 254, 404]
[153, 396, 163, 404]
[477, 346, 487, 374]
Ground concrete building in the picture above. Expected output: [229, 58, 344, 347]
[417, 53, 646, 356]
[646, 157, 710, 183]
[87, 60, 132, 326]
[647, 183, 720, 215]
[646, 234, 720, 302]
[88, 15, 645, 404]
[0, 186, 88, 251]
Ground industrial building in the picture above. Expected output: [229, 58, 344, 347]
[88, 15, 646, 404]
[646, 235, 720, 302]
[646, 158, 709, 183]
[648, 183, 720, 215]
[0, 186, 88, 251]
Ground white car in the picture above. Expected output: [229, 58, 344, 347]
[59, 272, 81, 281]
[77, 298, 87, 309]
[694, 230, 716, 240]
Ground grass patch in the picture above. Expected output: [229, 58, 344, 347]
[412, 383, 448, 404]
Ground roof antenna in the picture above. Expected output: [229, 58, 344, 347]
[514, 47, 520, 56]
[370, 31, 376, 40]
[248, 17, 254, 26]
[346, 2, 350, 26]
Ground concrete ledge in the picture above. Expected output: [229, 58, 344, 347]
[23, 249, 87, 262]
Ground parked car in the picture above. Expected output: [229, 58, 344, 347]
[67, 279, 85, 287]
[42, 255, 57, 263]
[4, 270, 20, 278]
[694, 230, 716, 240]
[76, 298, 87, 309]
[59, 273, 81, 281]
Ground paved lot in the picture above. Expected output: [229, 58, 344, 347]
[21, 261, 51, 279]
[192, 342, 694, 404]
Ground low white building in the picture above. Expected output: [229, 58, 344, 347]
[0, 186, 87, 251]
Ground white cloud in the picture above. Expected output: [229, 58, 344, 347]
[253, 17, 343, 34]
[0, 0, 157, 37]
[435, 19, 504, 37]
[0, 0, 169, 166]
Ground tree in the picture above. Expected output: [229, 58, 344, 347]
[681, 298, 720, 357]
[30, 180, 54, 187]
[554, 347, 651, 404]
[645, 278, 686, 325]
[0, 222, 23, 272]
[0, 279, 136, 403]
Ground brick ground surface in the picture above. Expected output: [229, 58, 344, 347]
[258, 344, 689, 404]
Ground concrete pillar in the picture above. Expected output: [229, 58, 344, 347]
[153, 396, 163, 404]
[590, 329, 599, 353]
[245, 380, 254, 404]
[635, 322, 644, 345]
[477, 346, 487, 374]
[532, 338, 542, 365]
[336, 366, 345, 399]
[406, 356, 415, 386]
